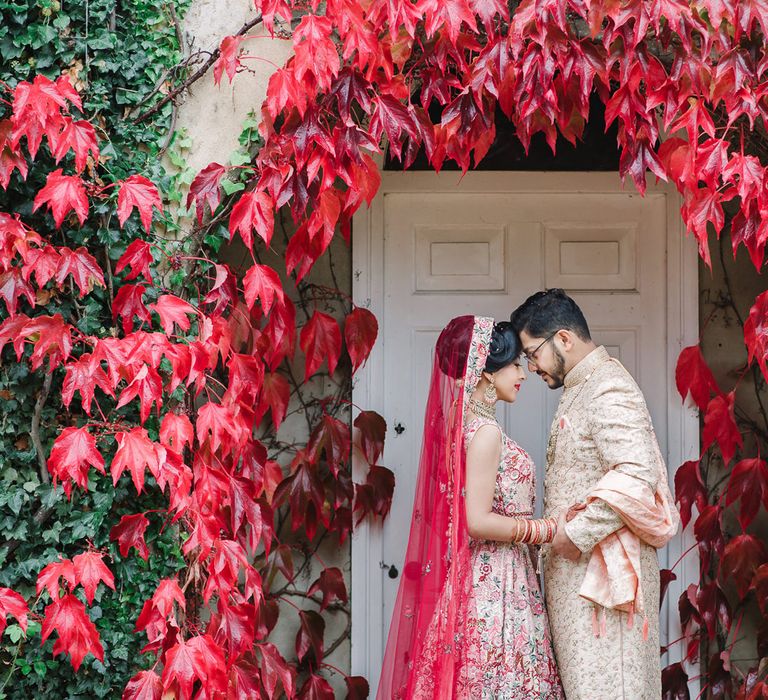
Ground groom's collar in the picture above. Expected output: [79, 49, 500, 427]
[563, 345, 610, 388]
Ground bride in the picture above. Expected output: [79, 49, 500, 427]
[377, 316, 564, 699]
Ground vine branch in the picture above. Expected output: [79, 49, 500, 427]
[133, 14, 265, 125]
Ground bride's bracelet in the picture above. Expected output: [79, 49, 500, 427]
[512, 517, 558, 545]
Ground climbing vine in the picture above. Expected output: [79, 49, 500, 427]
[0, 1, 194, 697]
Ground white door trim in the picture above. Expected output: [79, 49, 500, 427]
[351, 171, 700, 693]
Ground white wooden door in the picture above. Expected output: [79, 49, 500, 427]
[351, 172, 699, 694]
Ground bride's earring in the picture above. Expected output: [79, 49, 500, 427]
[484, 375, 498, 404]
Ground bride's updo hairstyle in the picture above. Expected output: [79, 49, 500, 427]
[485, 321, 522, 372]
[436, 317, 521, 378]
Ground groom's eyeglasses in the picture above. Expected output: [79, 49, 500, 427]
[523, 331, 558, 365]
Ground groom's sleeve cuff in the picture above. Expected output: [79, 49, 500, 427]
[563, 499, 624, 553]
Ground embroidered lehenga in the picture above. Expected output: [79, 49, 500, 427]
[377, 316, 563, 700]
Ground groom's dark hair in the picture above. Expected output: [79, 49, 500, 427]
[510, 289, 592, 341]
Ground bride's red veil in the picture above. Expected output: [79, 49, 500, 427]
[376, 316, 495, 699]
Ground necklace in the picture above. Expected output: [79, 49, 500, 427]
[468, 397, 497, 421]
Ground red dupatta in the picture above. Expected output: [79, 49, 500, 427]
[377, 316, 494, 699]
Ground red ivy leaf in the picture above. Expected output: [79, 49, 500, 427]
[293, 15, 340, 91]
[25, 314, 73, 371]
[47, 426, 105, 498]
[345, 676, 370, 700]
[112, 427, 159, 494]
[243, 263, 284, 315]
[300, 311, 342, 381]
[706, 652, 732, 699]
[720, 533, 768, 599]
[255, 371, 291, 431]
[62, 353, 114, 415]
[41, 593, 104, 671]
[186, 162, 227, 222]
[725, 458, 768, 530]
[660, 569, 677, 608]
[258, 642, 295, 700]
[344, 307, 378, 372]
[353, 410, 387, 466]
[117, 175, 163, 233]
[213, 36, 245, 85]
[115, 240, 154, 284]
[702, 392, 742, 465]
[661, 662, 689, 700]
[751, 563, 768, 618]
[695, 504, 725, 572]
[122, 670, 162, 700]
[696, 580, 732, 640]
[307, 567, 348, 611]
[72, 551, 115, 605]
[51, 117, 99, 173]
[674, 460, 707, 529]
[159, 412, 194, 453]
[229, 189, 275, 250]
[0, 588, 28, 636]
[0, 268, 35, 316]
[196, 402, 237, 454]
[296, 609, 325, 662]
[203, 263, 238, 316]
[354, 464, 395, 524]
[116, 364, 163, 424]
[21, 246, 61, 289]
[161, 635, 227, 700]
[309, 414, 351, 475]
[745, 290, 768, 383]
[151, 294, 196, 335]
[298, 674, 335, 700]
[112, 284, 151, 334]
[55, 246, 105, 297]
[110, 513, 150, 560]
[152, 578, 186, 617]
[36, 557, 77, 600]
[32, 169, 88, 228]
[675, 345, 719, 410]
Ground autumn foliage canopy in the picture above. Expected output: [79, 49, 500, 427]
[1, 0, 768, 697]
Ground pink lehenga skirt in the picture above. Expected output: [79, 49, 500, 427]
[413, 540, 564, 700]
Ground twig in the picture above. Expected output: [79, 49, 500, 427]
[104, 243, 114, 307]
[324, 610, 352, 658]
[133, 14, 264, 124]
[31, 371, 53, 484]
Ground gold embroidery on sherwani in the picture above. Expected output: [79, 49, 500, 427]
[542, 346, 665, 700]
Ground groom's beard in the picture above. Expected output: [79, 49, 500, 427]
[541, 347, 567, 389]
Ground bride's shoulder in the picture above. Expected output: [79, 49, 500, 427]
[464, 416, 502, 440]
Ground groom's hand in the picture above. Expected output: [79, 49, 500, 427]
[552, 511, 581, 561]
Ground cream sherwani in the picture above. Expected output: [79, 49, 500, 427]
[542, 347, 664, 700]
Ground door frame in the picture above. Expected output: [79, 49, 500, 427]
[350, 171, 700, 693]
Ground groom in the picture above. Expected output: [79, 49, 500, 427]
[511, 289, 678, 700]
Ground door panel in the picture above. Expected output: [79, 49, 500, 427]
[380, 190, 668, 648]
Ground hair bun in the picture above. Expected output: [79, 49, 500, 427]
[485, 322, 521, 373]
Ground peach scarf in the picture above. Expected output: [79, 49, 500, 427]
[571, 467, 680, 638]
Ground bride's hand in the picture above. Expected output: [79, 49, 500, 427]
[565, 502, 587, 522]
